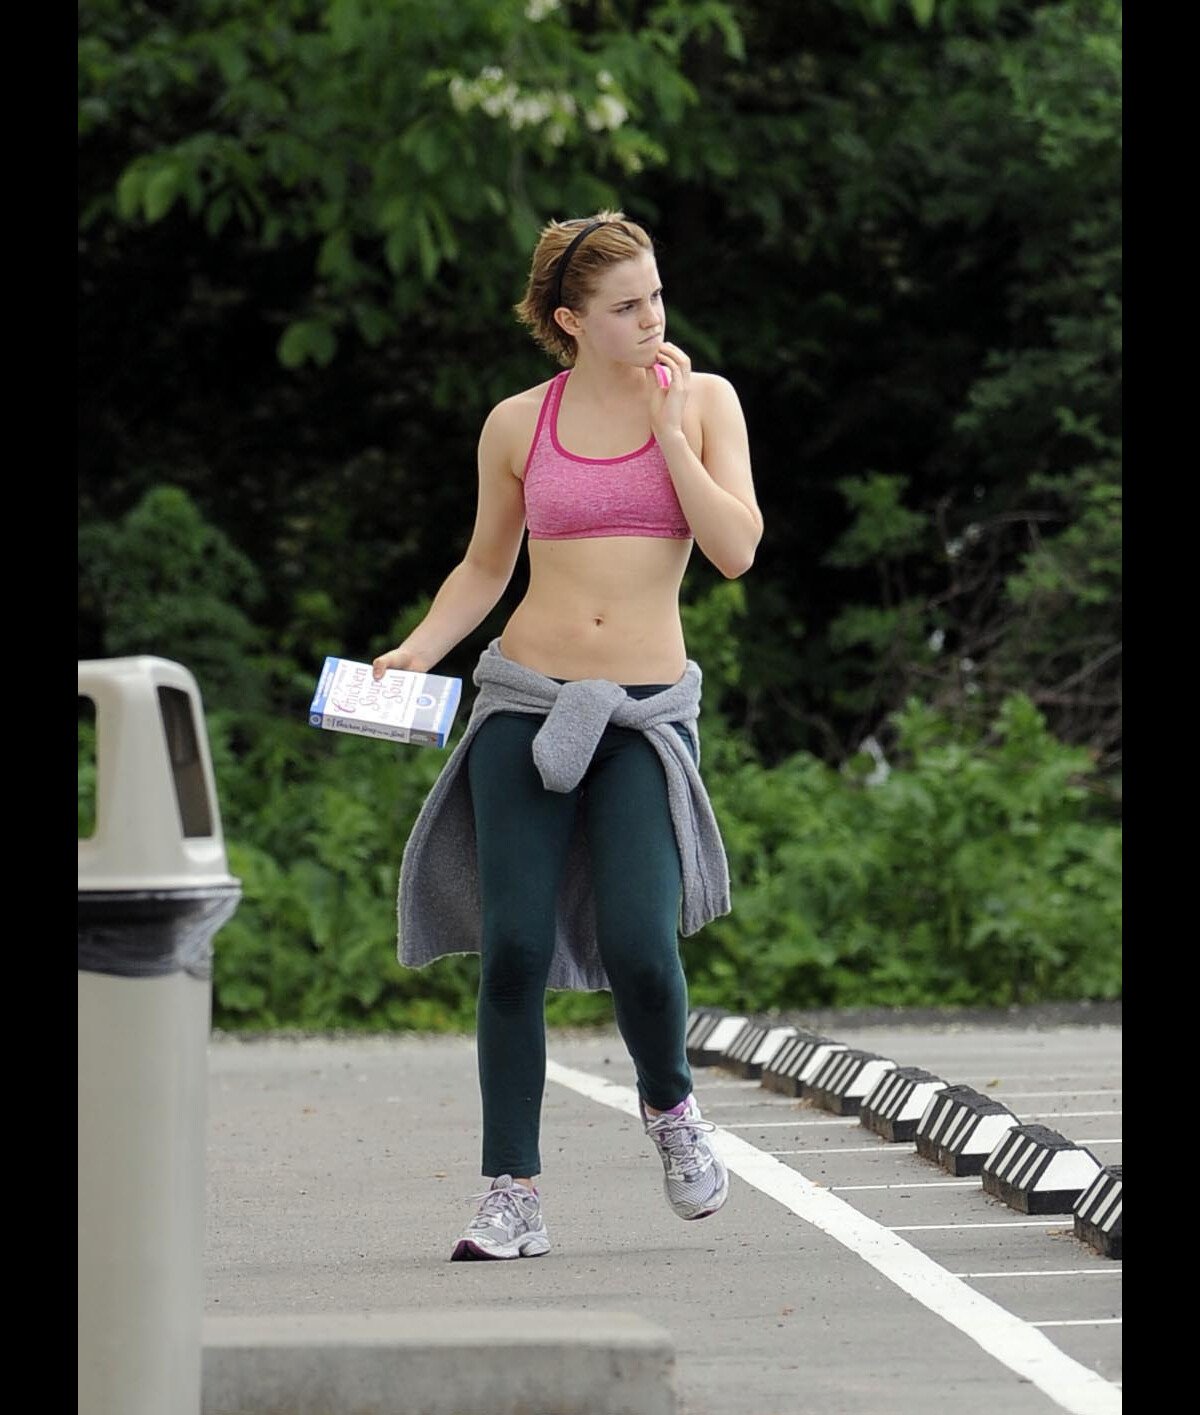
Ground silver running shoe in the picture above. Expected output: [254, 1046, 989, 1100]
[640, 1094, 730, 1220]
[450, 1175, 551, 1261]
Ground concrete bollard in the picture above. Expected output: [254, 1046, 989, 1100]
[859, 1067, 948, 1142]
[805, 1048, 897, 1117]
[760, 1031, 848, 1098]
[915, 1084, 1019, 1177]
[78, 657, 241, 1415]
[720, 1022, 797, 1079]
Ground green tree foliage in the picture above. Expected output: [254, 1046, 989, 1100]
[79, 0, 1121, 778]
[77, 606, 1119, 1027]
[75, 494, 1117, 1024]
[78, 1, 1121, 1024]
[78, 486, 275, 710]
[700, 0, 1122, 777]
[81, 0, 739, 377]
[698, 689, 1120, 1012]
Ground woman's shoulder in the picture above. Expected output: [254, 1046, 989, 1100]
[691, 370, 745, 432]
[485, 375, 561, 432]
[482, 375, 562, 478]
[691, 370, 740, 403]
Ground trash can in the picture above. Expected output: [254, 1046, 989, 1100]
[78, 657, 241, 1415]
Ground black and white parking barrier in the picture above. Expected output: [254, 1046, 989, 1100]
[805, 1050, 897, 1116]
[915, 1085, 1020, 1176]
[720, 1023, 797, 1079]
[685, 1012, 749, 1068]
[1073, 1166, 1122, 1259]
[760, 1032, 848, 1097]
[719, 1019, 761, 1075]
[982, 1125, 1104, 1215]
[684, 1007, 727, 1053]
[683, 1008, 728, 1063]
[712, 1017, 757, 1071]
[859, 1067, 948, 1142]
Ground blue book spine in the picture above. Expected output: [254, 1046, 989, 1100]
[308, 656, 339, 725]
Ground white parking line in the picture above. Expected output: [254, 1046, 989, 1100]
[766, 1138, 1124, 1156]
[955, 1271, 1122, 1279]
[695, 1080, 766, 1090]
[547, 1058, 1121, 1415]
[700, 1101, 859, 1113]
[711, 1108, 1119, 1121]
[723, 1120, 868, 1128]
[1033, 1319, 1122, 1328]
[769, 1145, 916, 1155]
[891, 1220, 1075, 1231]
[831, 1180, 978, 1191]
[1023, 1111, 1122, 1120]
[942, 1074, 1121, 1085]
[982, 1090, 1121, 1099]
[703, 1086, 1124, 1099]
[721, 1115, 862, 1125]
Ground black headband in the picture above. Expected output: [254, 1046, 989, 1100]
[551, 220, 607, 313]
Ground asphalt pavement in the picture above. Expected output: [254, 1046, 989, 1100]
[205, 1008, 1121, 1415]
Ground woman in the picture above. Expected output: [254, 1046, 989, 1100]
[373, 210, 763, 1260]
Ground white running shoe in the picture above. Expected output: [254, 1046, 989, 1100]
[450, 1174, 551, 1260]
[640, 1094, 730, 1220]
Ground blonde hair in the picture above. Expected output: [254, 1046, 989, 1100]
[513, 210, 655, 366]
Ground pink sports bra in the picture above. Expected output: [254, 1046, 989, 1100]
[523, 371, 692, 541]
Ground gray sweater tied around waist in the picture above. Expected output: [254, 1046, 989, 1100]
[396, 638, 731, 992]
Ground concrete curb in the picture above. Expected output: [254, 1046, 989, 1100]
[772, 999, 1122, 1031]
[210, 999, 1122, 1047]
[202, 1310, 676, 1415]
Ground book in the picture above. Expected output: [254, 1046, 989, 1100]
[308, 657, 462, 747]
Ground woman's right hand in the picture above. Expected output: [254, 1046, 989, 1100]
[372, 645, 427, 680]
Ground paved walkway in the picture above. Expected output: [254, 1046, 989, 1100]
[206, 1014, 1121, 1415]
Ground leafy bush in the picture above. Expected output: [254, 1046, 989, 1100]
[696, 690, 1120, 1011]
[78, 612, 1120, 1030]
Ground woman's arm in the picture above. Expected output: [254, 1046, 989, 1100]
[649, 350, 763, 579]
[373, 403, 527, 676]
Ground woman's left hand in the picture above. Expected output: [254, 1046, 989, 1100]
[644, 341, 691, 441]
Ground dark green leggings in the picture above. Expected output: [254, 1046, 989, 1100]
[466, 684, 696, 1178]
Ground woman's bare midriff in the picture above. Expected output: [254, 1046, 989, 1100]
[500, 535, 693, 684]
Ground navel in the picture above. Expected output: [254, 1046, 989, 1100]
[593, 616, 604, 627]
